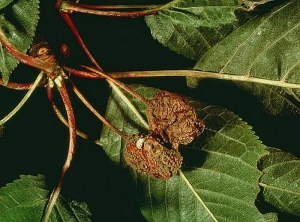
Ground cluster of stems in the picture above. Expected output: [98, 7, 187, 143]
[1, 0, 299, 221]
[0, 1, 166, 221]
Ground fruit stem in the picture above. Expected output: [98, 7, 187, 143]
[71, 80, 130, 139]
[83, 66, 149, 106]
[41, 81, 76, 222]
[65, 67, 149, 129]
[0, 78, 46, 90]
[0, 72, 44, 125]
[46, 85, 89, 140]
[59, 12, 104, 71]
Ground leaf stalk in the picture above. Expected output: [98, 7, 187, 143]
[104, 70, 300, 89]
[59, 1, 162, 17]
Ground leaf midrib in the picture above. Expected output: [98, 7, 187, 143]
[220, 0, 294, 74]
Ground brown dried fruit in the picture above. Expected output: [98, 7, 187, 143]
[29, 41, 57, 64]
[60, 43, 70, 58]
[146, 90, 205, 148]
[124, 134, 183, 180]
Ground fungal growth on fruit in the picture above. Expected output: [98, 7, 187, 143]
[124, 134, 183, 180]
[29, 41, 58, 65]
[146, 90, 205, 149]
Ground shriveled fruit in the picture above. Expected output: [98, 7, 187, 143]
[124, 134, 182, 180]
[29, 41, 57, 64]
[146, 90, 205, 148]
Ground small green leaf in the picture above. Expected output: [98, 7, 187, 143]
[193, 0, 300, 115]
[145, 0, 239, 60]
[0, 0, 40, 83]
[100, 85, 277, 221]
[0, 175, 92, 221]
[259, 148, 300, 216]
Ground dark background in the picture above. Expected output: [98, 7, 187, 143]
[0, 0, 299, 221]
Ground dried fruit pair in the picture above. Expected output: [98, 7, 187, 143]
[124, 90, 205, 180]
[124, 134, 183, 180]
[146, 90, 205, 149]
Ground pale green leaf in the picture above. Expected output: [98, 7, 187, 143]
[99, 85, 277, 221]
[0, 174, 92, 221]
[259, 148, 300, 216]
[193, 0, 300, 115]
[0, 0, 40, 83]
[145, 0, 239, 60]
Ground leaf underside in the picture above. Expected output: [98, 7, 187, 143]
[145, 0, 239, 60]
[99, 85, 277, 222]
[259, 148, 300, 216]
[193, 0, 300, 115]
[0, 0, 40, 84]
[0, 175, 92, 221]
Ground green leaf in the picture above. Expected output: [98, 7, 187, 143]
[0, 0, 40, 84]
[145, 0, 239, 60]
[237, 83, 300, 115]
[0, 174, 92, 221]
[0, 0, 12, 9]
[99, 85, 277, 221]
[259, 148, 300, 216]
[193, 0, 300, 115]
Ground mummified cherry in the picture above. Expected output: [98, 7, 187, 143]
[29, 41, 58, 64]
[146, 90, 205, 149]
[124, 134, 183, 180]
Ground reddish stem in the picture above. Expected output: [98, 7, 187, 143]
[70, 80, 129, 140]
[57, 82, 76, 174]
[64, 66, 149, 106]
[0, 79, 45, 90]
[59, 12, 103, 71]
[0, 30, 57, 77]
[42, 81, 76, 221]
[59, 1, 159, 17]
[46, 85, 89, 140]
[85, 66, 149, 105]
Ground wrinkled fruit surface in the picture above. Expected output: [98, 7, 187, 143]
[29, 41, 58, 64]
[124, 134, 183, 180]
[147, 90, 205, 148]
